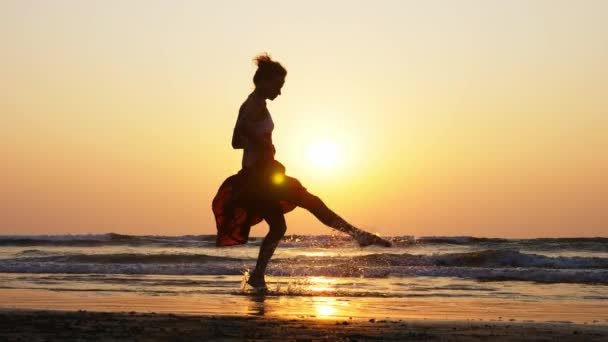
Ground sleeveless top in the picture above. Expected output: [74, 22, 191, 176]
[231, 93, 275, 168]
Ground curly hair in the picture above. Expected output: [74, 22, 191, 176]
[252, 53, 287, 86]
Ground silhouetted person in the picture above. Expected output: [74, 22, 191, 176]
[212, 53, 391, 290]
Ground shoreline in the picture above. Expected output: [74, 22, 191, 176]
[1, 308, 607, 341]
[1, 287, 607, 324]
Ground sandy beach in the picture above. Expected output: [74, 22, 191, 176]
[3, 0, 608, 339]
[0, 309, 606, 341]
[1, 287, 607, 341]
[1, 234, 606, 340]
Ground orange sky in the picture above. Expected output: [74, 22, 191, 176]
[1, 1, 607, 237]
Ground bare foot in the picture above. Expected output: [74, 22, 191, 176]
[357, 233, 392, 247]
[247, 272, 268, 290]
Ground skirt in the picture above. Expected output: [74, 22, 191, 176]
[212, 160, 307, 246]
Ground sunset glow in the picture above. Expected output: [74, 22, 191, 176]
[1, 1, 606, 237]
[306, 140, 341, 171]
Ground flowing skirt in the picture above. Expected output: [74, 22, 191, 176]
[212, 160, 307, 246]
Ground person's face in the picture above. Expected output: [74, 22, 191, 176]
[262, 75, 285, 101]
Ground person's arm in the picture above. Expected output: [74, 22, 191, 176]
[240, 103, 273, 154]
[241, 101, 265, 132]
[232, 101, 264, 149]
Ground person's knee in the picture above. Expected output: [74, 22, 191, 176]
[299, 192, 322, 210]
[267, 223, 287, 242]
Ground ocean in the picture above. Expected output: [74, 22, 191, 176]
[0, 233, 607, 322]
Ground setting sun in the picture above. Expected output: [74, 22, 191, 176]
[1, 2, 607, 340]
[306, 140, 341, 170]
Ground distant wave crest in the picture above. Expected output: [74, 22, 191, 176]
[1, 233, 607, 252]
[1, 249, 607, 284]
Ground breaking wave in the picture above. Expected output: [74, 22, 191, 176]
[1, 233, 606, 251]
[1, 249, 607, 284]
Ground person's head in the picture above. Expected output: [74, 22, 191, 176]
[253, 53, 286, 101]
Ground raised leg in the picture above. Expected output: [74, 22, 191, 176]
[297, 192, 391, 247]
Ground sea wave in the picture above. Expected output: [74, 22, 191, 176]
[0, 234, 220, 247]
[270, 265, 608, 284]
[14, 249, 62, 257]
[7, 249, 607, 269]
[0, 262, 605, 284]
[412, 236, 509, 244]
[1, 233, 606, 251]
[346, 250, 608, 269]
[14, 253, 249, 264]
[1, 250, 607, 284]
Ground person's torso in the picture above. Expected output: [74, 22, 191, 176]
[233, 93, 275, 168]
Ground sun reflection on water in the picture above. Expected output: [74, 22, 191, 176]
[312, 297, 351, 319]
[300, 251, 333, 257]
[243, 276, 354, 319]
[308, 276, 337, 293]
[314, 298, 338, 317]
[308, 277, 350, 318]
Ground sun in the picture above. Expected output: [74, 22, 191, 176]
[306, 140, 341, 170]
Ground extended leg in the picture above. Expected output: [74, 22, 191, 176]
[296, 192, 391, 247]
[248, 208, 287, 289]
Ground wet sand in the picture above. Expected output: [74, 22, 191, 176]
[1, 309, 607, 341]
[1, 288, 607, 324]
[1, 288, 607, 341]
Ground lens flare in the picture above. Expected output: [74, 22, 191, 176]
[272, 173, 285, 185]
